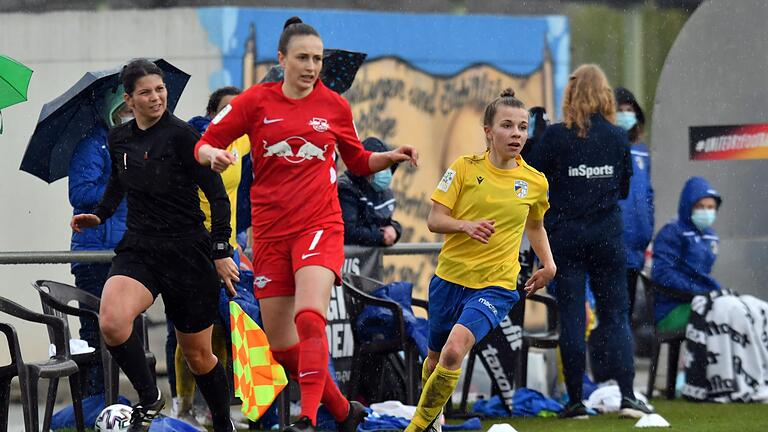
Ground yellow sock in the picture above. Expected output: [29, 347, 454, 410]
[422, 359, 434, 388]
[406, 364, 461, 432]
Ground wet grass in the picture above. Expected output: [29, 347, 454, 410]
[59, 399, 768, 431]
[458, 400, 768, 432]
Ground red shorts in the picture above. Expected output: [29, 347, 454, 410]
[251, 224, 344, 299]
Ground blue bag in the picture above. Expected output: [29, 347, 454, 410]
[149, 415, 204, 431]
[355, 281, 428, 358]
[50, 394, 131, 430]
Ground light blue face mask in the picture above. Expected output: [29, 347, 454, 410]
[616, 111, 637, 131]
[371, 169, 392, 192]
[691, 208, 716, 231]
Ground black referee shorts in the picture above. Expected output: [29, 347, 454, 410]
[109, 231, 220, 333]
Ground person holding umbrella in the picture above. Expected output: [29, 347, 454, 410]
[71, 58, 239, 432]
[67, 86, 132, 398]
[195, 16, 418, 432]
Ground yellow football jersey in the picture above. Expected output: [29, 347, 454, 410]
[200, 135, 251, 247]
[431, 152, 549, 290]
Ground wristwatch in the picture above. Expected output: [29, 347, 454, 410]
[212, 241, 234, 260]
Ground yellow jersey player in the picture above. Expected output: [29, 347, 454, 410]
[406, 88, 556, 432]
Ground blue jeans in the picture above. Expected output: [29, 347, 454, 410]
[72, 263, 111, 396]
[549, 233, 635, 401]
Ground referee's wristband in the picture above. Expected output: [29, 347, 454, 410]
[212, 241, 234, 260]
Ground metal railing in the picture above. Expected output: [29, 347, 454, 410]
[0, 242, 443, 265]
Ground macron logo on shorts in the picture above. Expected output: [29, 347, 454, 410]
[478, 298, 498, 316]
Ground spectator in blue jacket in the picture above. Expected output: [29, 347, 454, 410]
[614, 87, 654, 321]
[529, 64, 651, 419]
[339, 137, 402, 246]
[67, 88, 130, 396]
[652, 176, 721, 331]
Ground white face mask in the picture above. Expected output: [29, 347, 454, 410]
[691, 208, 716, 230]
[119, 115, 134, 125]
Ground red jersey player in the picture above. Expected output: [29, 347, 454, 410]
[196, 16, 418, 432]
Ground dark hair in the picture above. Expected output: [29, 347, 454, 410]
[206, 86, 241, 117]
[121, 59, 164, 95]
[483, 88, 526, 127]
[278, 16, 321, 54]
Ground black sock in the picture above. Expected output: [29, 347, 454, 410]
[193, 360, 231, 431]
[106, 330, 157, 405]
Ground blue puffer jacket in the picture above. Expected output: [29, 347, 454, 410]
[68, 126, 127, 268]
[618, 143, 654, 269]
[651, 176, 721, 322]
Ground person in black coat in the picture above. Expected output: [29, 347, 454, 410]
[339, 137, 403, 246]
[528, 64, 652, 419]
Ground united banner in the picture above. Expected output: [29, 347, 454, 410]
[689, 123, 768, 160]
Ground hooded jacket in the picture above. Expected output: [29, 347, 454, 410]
[652, 176, 722, 322]
[338, 137, 402, 246]
[68, 126, 128, 266]
[618, 142, 654, 269]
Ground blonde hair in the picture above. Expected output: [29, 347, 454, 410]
[562, 64, 615, 138]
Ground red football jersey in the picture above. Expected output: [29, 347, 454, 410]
[197, 81, 372, 241]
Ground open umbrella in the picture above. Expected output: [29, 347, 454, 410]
[20, 59, 189, 183]
[260, 48, 367, 94]
[0, 54, 33, 134]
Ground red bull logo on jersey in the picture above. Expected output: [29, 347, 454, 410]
[262, 136, 328, 164]
[309, 117, 330, 132]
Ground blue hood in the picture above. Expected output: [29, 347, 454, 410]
[677, 176, 722, 227]
[188, 115, 211, 134]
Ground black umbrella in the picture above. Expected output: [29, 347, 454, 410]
[260, 49, 367, 94]
[20, 59, 190, 183]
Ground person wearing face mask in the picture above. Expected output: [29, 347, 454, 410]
[67, 86, 131, 397]
[651, 176, 722, 331]
[338, 137, 403, 247]
[652, 178, 768, 402]
[614, 88, 654, 326]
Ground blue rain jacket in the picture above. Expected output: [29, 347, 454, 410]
[652, 176, 722, 322]
[68, 126, 127, 267]
[618, 143, 654, 269]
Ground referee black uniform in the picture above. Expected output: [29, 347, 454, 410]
[94, 110, 232, 333]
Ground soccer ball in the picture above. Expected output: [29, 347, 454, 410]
[95, 404, 133, 431]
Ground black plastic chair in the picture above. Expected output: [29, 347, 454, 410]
[32, 280, 157, 405]
[517, 293, 559, 387]
[340, 273, 424, 405]
[639, 272, 694, 400]
[0, 296, 85, 432]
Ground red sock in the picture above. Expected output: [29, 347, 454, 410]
[272, 343, 350, 421]
[295, 310, 331, 425]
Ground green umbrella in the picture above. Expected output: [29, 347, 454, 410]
[0, 54, 33, 134]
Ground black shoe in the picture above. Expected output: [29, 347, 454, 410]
[284, 416, 315, 432]
[338, 401, 368, 432]
[558, 401, 592, 420]
[618, 397, 653, 419]
[128, 389, 165, 431]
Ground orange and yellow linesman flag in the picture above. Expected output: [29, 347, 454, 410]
[230, 301, 288, 420]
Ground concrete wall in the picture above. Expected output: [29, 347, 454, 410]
[651, 0, 768, 296]
[0, 8, 221, 362]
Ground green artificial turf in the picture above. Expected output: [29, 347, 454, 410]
[61, 399, 768, 431]
[454, 400, 768, 432]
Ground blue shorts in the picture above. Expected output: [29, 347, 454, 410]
[428, 275, 520, 352]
